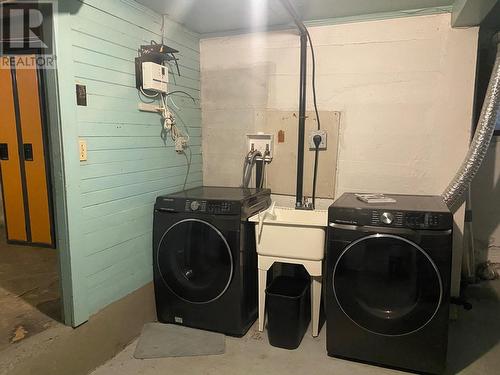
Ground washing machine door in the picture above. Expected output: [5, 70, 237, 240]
[157, 218, 233, 304]
[333, 233, 442, 336]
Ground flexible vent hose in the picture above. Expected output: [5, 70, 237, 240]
[442, 40, 500, 212]
[242, 150, 262, 188]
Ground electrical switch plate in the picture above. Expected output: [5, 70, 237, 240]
[76, 84, 87, 106]
[79, 139, 87, 161]
[247, 133, 273, 160]
[309, 130, 327, 150]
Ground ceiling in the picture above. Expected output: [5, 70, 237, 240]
[136, 0, 455, 35]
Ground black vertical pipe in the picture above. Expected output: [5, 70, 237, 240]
[278, 0, 309, 208]
[295, 33, 307, 208]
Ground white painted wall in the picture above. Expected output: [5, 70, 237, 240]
[200, 13, 479, 295]
[472, 137, 500, 263]
[201, 13, 477, 197]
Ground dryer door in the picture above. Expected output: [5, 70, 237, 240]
[157, 219, 233, 304]
[333, 234, 442, 336]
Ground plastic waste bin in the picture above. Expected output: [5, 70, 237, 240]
[265, 276, 311, 349]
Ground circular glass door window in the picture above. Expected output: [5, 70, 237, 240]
[333, 234, 442, 336]
[157, 219, 233, 304]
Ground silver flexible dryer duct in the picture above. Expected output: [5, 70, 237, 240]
[442, 39, 500, 212]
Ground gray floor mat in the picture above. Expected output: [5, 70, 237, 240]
[134, 323, 226, 359]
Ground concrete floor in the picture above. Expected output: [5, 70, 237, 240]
[0, 225, 62, 351]
[90, 280, 500, 375]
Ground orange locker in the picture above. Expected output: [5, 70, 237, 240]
[0, 57, 54, 247]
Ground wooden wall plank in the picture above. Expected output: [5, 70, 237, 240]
[81, 170, 203, 207]
[87, 266, 152, 315]
[82, 147, 202, 164]
[81, 162, 202, 193]
[56, 0, 202, 324]
[79, 122, 202, 138]
[81, 181, 202, 219]
[84, 233, 150, 275]
[86, 246, 151, 289]
[71, 15, 200, 61]
[76, 79, 201, 107]
[76, 107, 200, 125]
[72, 49, 200, 87]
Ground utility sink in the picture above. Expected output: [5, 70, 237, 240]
[249, 205, 328, 261]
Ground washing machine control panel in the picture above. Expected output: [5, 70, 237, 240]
[380, 212, 394, 224]
[207, 201, 233, 214]
[184, 200, 207, 212]
[190, 201, 201, 211]
[370, 210, 404, 227]
[156, 197, 241, 215]
[182, 200, 236, 214]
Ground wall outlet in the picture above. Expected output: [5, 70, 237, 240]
[138, 103, 160, 112]
[175, 137, 188, 153]
[79, 139, 88, 161]
[309, 130, 327, 150]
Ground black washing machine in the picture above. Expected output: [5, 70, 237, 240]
[326, 193, 453, 374]
[153, 186, 271, 336]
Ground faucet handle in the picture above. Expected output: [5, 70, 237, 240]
[303, 196, 314, 210]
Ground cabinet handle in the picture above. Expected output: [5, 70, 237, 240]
[23, 143, 33, 161]
[0, 143, 8, 160]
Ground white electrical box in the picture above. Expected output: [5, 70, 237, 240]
[142, 62, 168, 93]
[247, 133, 273, 161]
[78, 139, 87, 161]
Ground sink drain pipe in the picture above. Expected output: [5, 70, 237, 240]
[279, 0, 308, 209]
[442, 34, 500, 212]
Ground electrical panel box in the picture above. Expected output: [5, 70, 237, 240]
[142, 62, 168, 93]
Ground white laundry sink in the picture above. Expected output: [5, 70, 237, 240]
[249, 205, 327, 261]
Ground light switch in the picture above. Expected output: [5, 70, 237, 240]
[79, 139, 87, 161]
[76, 84, 87, 106]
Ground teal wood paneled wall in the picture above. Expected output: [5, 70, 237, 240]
[55, 0, 202, 325]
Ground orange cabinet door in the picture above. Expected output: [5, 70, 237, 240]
[0, 58, 54, 247]
[16, 64, 53, 246]
[0, 67, 28, 242]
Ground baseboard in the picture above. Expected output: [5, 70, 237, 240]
[0, 282, 156, 375]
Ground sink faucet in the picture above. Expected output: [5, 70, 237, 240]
[296, 196, 314, 210]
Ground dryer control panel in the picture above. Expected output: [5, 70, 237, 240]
[330, 207, 452, 230]
[329, 193, 453, 231]
[370, 210, 448, 229]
